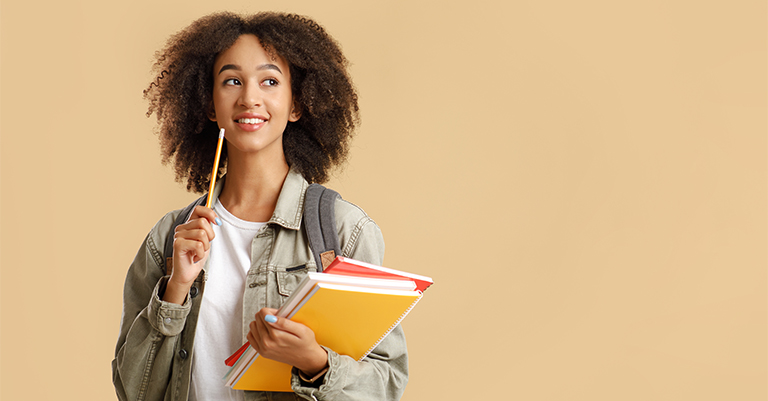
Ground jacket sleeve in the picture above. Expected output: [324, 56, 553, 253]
[112, 213, 193, 401]
[291, 214, 409, 401]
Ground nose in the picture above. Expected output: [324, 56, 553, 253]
[238, 81, 261, 108]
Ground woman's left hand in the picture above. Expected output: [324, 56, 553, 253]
[247, 308, 329, 376]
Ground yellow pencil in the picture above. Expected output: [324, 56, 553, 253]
[206, 128, 225, 208]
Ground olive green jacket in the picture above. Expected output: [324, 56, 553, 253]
[112, 171, 408, 401]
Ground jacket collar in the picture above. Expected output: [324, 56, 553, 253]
[211, 168, 308, 231]
[267, 168, 308, 230]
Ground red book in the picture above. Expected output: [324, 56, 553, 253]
[225, 343, 250, 367]
[324, 256, 433, 293]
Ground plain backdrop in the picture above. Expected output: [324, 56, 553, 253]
[1, 0, 766, 400]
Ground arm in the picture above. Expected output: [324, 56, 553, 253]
[290, 216, 408, 401]
[112, 207, 217, 401]
[112, 216, 191, 401]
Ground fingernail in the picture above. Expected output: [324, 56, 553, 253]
[215, 217, 222, 226]
[265, 315, 277, 323]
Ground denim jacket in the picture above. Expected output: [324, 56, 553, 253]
[112, 170, 408, 401]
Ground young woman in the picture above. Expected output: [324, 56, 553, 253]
[112, 12, 407, 401]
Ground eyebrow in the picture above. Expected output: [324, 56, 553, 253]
[218, 63, 283, 75]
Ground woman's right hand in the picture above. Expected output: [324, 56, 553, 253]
[163, 206, 218, 304]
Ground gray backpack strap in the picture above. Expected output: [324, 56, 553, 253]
[163, 194, 208, 275]
[303, 184, 341, 272]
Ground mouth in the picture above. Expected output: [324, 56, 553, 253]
[235, 118, 266, 124]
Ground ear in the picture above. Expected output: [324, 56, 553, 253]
[289, 103, 301, 122]
[207, 101, 217, 122]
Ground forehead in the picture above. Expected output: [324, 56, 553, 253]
[213, 34, 289, 72]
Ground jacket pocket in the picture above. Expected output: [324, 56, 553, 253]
[276, 262, 316, 298]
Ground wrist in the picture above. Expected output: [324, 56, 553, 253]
[162, 279, 191, 305]
[298, 347, 329, 377]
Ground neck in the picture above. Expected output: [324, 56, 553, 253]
[218, 147, 290, 222]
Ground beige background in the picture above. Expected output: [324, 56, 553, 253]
[1, 0, 765, 400]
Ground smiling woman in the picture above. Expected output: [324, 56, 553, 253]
[144, 12, 358, 193]
[209, 34, 300, 163]
[113, 12, 406, 401]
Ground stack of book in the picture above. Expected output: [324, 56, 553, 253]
[223, 256, 433, 391]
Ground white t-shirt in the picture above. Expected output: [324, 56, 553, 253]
[189, 198, 265, 401]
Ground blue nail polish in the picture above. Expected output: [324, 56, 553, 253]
[215, 217, 222, 226]
[265, 315, 277, 323]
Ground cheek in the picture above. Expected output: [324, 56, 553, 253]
[211, 92, 230, 118]
[212, 92, 224, 109]
[275, 93, 295, 114]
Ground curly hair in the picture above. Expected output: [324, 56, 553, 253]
[144, 12, 359, 193]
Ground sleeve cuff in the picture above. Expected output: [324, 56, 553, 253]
[299, 367, 328, 385]
[146, 276, 192, 336]
[291, 346, 347, 399]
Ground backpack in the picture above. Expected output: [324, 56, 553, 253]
[162, 184, 341, 276]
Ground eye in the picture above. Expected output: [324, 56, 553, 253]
[262, 78, 278, 87]
[224, 78, 241, 86]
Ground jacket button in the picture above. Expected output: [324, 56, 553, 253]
[249, 283, 257, 288]
[190, 286, 199, 298]
[179, 349, 188, 359]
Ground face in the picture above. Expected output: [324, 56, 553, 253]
[210, 34, 299, 158]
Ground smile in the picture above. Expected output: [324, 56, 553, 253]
[236, 118, 266, 124]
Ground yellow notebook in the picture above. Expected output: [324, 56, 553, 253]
[227, 282, 422, 391]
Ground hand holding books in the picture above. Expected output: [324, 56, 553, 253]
[224, 256, 433, 391]
[247, 308, 329, 378]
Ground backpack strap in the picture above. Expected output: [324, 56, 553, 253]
[303, 183, 341, 272]
[163, 194, 208, 276]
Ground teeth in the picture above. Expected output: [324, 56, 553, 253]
[237, 118, 265, 124]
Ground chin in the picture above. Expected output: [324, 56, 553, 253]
[229, 139, 284, 156]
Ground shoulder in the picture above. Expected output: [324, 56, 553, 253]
[332, 195, 385, 264]
[333, 196, 376, 231]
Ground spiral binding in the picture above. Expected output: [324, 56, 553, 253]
[358, 292, 424, 361]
